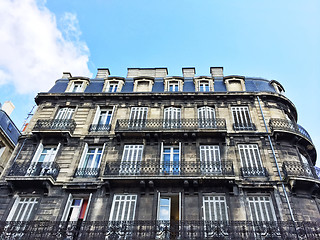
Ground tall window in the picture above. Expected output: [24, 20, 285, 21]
[28, 143, 60, 176]
[248, 196, 276, 222]
[198, 106, 215, 128]
[199, 81, 210, 92]
[164, 107, 181, 128]
[203, 196, 228, 221]
[129, 107, 148, 128]
[106, 81, 119, 93]
[91, 106, 114, 131]
[0, 145, 5, 159]
[299, 150, 313, 177]
[200, 145, 221, 174]
[238, 144, 265, 176]
[120, 145, 144, 175]
[7, 197, 39, 221]
[61, 194, 92, 222]
[75, 144, 104, 177]
[161, 143, 181, 175]
[55, 108, 74, 120]
[231, 106, 255, 130]
[109, 195, 137, 221]
[168, 81, 179, 92]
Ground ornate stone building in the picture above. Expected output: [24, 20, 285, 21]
[0, 67, 319, 239]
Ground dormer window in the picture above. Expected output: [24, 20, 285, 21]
[165, 77, 183, 92]
[133, 77, 154, 92]
[224, 76, 245, 92]
[66, 77, 90, 93]
[194, 77, 213, 92]
[103, 77, 125, 93]
[107, 81, 119, 92]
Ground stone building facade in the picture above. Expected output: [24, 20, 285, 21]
[0, 67, 319, 239]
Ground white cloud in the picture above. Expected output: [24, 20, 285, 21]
[0, 0, 92, 94]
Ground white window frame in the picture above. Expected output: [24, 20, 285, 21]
[109, 194, 137, 221]
[203, 195, 228, 221]
[7, 197, 39, 221]
[231, 106, 254, 130]
[27, 142, 60, 176]
[92, 106, 115, 130]
[167, 81, 180, 92]
[55, 108, 74, 120]
[0, 145, 5, 159]
[77, 144, 105, 176]
[61, 193, 92, 222]
[163, 107, 181, 128]
[248, 196, 277, 222]
[106, 81, 119, 93]
[198, 106, 216, 128]
[160, 142, 181, 175]
[238, 144, 264, 176]
[128, 107, 148, 128]
[68, 81, 85, 93]
[198, 80, 210, 92]
[119, 145, 144, 175]
[200, 145, 221, 174]
[157, 192, 181, 222]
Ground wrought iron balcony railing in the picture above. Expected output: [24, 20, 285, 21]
[74, 168, 100, 178]
[241, 167, 268, 177]
[282, 161, 319, 180]
[104, 160, 234, 177]
[89, 124, 111, 132]
[115, 118, 227, 132]
[33, 119, 76, 134]
[0, 220, 319, 240]
[269, 119, 313, 143]
[8, 161, 60, 180]
[233, 123, 256, 131]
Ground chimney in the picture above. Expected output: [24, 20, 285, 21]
[62, 72, 72, 79]
[96, 68, 110, 78]
[182, 68, 196, 78]
[210, 67, 224, 77]
[2, 101, 15, 116]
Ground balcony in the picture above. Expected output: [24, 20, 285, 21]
[0, 220, 319, 240]
[89, 124, 111, 132]
[104, 160, 234, 178]
[233, 123, 256, 131]
[115, 118, 227, 134]
[74, 167, 100, 178]
[33, 119, 76, 136]
[282, 161, 319, 180]
[269, 119, 313, 143]
[7, 161, 60, 181]
[241, 167, 268, 177]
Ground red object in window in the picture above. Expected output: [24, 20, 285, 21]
[79, 199, 88, 219]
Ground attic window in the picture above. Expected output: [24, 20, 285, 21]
[164, 78, 183, 92]
[133, 78, 154, 92]
[66, 78, 90, 93]
[224, 76, 245, 92]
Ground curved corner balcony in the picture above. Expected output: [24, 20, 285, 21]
[33, 119, 76, 136]
[269, 119, 313, 143]
[115, 118, 227, 134]
[282, 161, 319, 180]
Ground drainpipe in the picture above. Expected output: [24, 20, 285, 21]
[256, 96, 296, 224]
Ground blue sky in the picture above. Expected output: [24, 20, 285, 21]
[0, 0, 319, 165]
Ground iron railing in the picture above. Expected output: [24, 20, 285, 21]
[104, 160, 234, 177]
[33, 119, 76, 134]
[115, 118, 227, 132]
[89, 124, 111, 132]
[233, 123, 256, 131]
[74, 168, 100, 178]
[241, 167, 268, 177]
[8, 161, 60, 180]
[0, 220, 319, 240]
[269, 119, 313, 143]
[282, 161, 319, 179]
